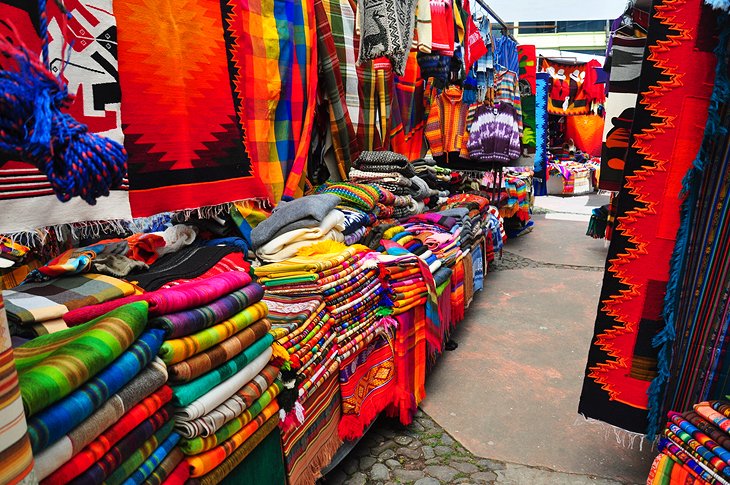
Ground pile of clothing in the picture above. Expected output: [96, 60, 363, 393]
[648, 401, 730, 484]
[547, 159, 595, 195]
[314, 182, 380, 246]
[251, 194, 345, 262]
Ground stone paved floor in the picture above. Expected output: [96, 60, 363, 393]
[322, 410, 631, 485]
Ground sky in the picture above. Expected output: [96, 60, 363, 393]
[482, 0, 628, 22]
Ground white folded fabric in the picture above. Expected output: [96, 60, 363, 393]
[256, 210, 346, 262]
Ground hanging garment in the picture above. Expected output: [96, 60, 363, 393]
[429, 0, 455, 54]
[493, 35, 519, 73]
[494, 69, 523, 132]
[356, 0, 418, 75]
[424, 86, 470, 156]
[466, 103, 521, 164]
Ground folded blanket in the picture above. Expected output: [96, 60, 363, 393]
[173, 344, 273, 416]
[105, 419, 175, 485]
[4, 273, 137, 325]
[28, 328, 166, 452]
[175, 364, 279, 439]
[63, 272, 251, 326]
[15, 301, 147, 417]
[186, 401, 280, 477]
[41, 385, 172, 484]
[315, 183, 380, 211]
[181, 382, 281, 455]
[251, 194, 341, 249]
[162, 459, 190, 485]
[160, 302, 268, 365]
[168, 319, 271, 382]
[256, 210, 345, 255]
[34, 358, 169, 480]
[73, 406, 173, 484]
[139, 446, 184, 485]
[150, 283, 264, 339]
[123, 432, 181, 485]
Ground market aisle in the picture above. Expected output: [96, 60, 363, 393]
[422, 197, 656, 484]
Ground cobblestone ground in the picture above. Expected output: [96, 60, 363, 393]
[322, 410, 631, 485]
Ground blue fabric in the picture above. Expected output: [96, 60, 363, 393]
[122, 432, 181, 485]
[493, 36, 519, 73]
[27, 329, 166, 452]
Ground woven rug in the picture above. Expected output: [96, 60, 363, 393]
[386, 305, 426, 425]
[599, 30, 648, 191]
[533, 72, 550, 196]
[648, 17, 730, 437]
[282, 372, 342, 485]
[579, 0, 718, 434]
[0, 295, 35, 484]
[518, 44, 537, 150]
[114, 0, 270, 217]
[0, 1, 132, 236]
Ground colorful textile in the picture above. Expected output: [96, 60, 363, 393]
[356, 0, 418, 75]
[282, 372, 342, 485]
[0, 1, 133, 236]
[541, 58, 600, 116]
[34, 359, 169, 481]
[180, 382, 281, 455]
[517, 44, 537, 148]
[534, 72, 550, 195]
[339, 334, 397, 440]
[175, 364, 280, 439]
[186, 401, 279, 477]
[63, 272, 251, 326]
[28, 328, 165, 452]
[4, 274, 136, 326]
[648, 20, 730, 436]
[115, 0, 270, 217]
[151, 284, 263, 340]
[15, 301, 147, 417]
[123, 432, 181, 485]
[139, 446, 183, 485]
[104, 419, 175, 485]
[73, 406, 173, 484]
[168, 319, 271, 382]
[0, 294, 35, 484]
[42, 386, 172, 484]
[170, 335, 274, 408]
[579, 0, 718, 434]
[160, 302, 268, 365]
[566, 115, 604, 157]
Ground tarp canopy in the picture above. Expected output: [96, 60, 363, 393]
[482, 0, 627, 22]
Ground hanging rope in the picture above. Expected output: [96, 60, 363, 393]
[0, 0, 127, 205]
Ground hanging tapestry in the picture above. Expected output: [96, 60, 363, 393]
[579, 0, 718, 434]
[599, 33, 649, 191]
[517, 45, 537, 149]
[533, 72, 550, 196]
[0, 294, 35, 484]
[541, 58, 598, 116]
[391, 52, 426, 160]
[566, 114, 605, 157]
[0, 1, 132, 236]
[647, 18, 730, 438]
[114, 0, 270, 217]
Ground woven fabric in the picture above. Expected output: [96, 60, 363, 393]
[43, 386, 172, 484]
[114, 0, 269, 217]
[282, 372, 342, 485]
[338, 334, 397, 440]
[15, 301, 147, 417]
[170, 335, 274, 408]
[579, 0, 718, 434]
[140, 446, 183, 485]
[73, 406, 173, 484]
[0, 294, 35, 485]
[180, 382, 281, 455]
[34, 359, 168, 481]
[517, 44, 537, 149]
[534, 72, 550, 195]
[0, 2, 132, 235]
[160, 302, 268, 365]
[104, 419, 175, 485]
[356, 0, 418, 75]
[63, 272, 251, 327]
[159, 459, 189, 485]
[28, 328, 166, 453]
[186, 401, 279, 477]
[151, 284, 264, 340]
[168, 319, 271, 383]
[4, 274, 136, 327]
[123, 432, 181, 485]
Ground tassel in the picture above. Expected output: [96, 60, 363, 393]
[271, 342, 291, 361]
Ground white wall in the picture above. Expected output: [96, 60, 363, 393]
[484, 0, 628, 22]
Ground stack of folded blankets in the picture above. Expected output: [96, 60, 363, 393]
[349, 151, 431, 218]
[410, 158, 451, 207]
[18, 300, 178, 485]
[251, 194, 345, 263]
[315, 182, 380, 246]
[648, 401, 730, 484]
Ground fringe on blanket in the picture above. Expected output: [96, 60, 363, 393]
[573, 415, 656, 452]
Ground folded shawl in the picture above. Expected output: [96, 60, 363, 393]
[167, 319, 271, 382]
[173, 348, 273, 422]
[186, 401, 280, 477]
[171, 335, 274, 408]
[122, 432, 181, 485]
[150, 283, 264, 339]
[15, 301, 148, 417]
[34, 359, 168, 480]
[28, 328, 166, 452]
[161, 459, 189, 485]
[42, 385, 173, 484]
[160, 302, 269, 365]
[139, 446, 184, 485]
[104, 420, 175, 485]
[63, 272, 251, 326]
[175, 364, 279, 439]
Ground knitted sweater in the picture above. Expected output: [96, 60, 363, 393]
[466, 103, 521, 164]
[424, 85, 469, 156]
